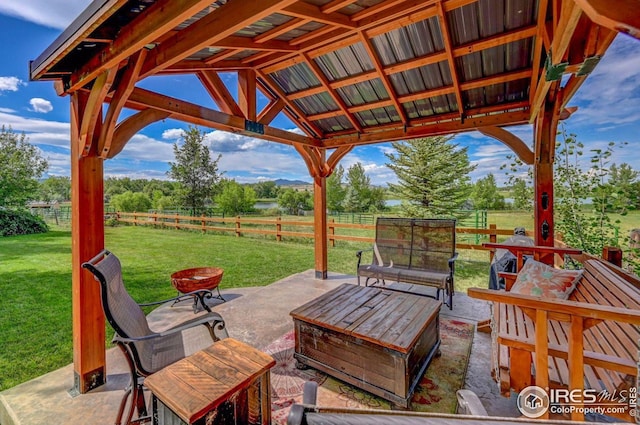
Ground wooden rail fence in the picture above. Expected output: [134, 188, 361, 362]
[115, 212, 519, 252]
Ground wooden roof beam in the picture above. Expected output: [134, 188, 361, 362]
[321, 0, 356, 14]
[238, 69, 257, 121]
[358, 31, 408, 125]
[529, 0, 583, 122]
[322, 110, 530, 147]
[124, 87, 320, 147]
[197, 70, 244, 116]
[66, 0, 216, 93]
[253, 18, 311, 44]
[214, 36, 299, 51]
[258, 98, 285, 125]
[574, 0, 640, 39]
[140, 0, 298, 78]
[282, 2, 357, 29]
[98, 49, 146, 159]
[256, 69, 324, 137]
[436, 1, 465, 118]
[529, 0, 549, 109]
[251, 0, 446, 70]
[302, 53, 363, 132]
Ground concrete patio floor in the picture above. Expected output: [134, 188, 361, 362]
[0, 270, 519, 425]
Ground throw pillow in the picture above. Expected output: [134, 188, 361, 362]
[510, 259, 583, 299]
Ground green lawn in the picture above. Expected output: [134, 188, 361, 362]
[0, 224, 492, 391]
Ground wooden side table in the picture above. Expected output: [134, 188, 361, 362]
[145, 338, 275, 425]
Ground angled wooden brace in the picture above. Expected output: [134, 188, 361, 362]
[198, 70, 244, 117]
[477, 126, 534, 165]
[108, 109, 170, 158]
[79, 67, 117, 157]
[99, 49, 147, 159]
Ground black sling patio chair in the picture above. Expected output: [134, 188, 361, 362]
[82, 250, 228, 425]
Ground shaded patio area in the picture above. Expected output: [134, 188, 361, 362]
[0, 271, 518, 425]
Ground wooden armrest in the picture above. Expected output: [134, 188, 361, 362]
[482, 243, 582, 256]
[467, 287, 640, 324]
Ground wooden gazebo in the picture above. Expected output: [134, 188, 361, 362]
[30, 0, 637, 394]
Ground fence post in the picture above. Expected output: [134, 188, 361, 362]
[133, 211, 137, 226]
[175, 213, 179, 230]
[235, 216, 241, 237]
[329, 219, 335, 247]
[276, 216, 282, 242]
[488, 223, 497, 263]
[153, 212, 158, 227]
[201, 214, 206, 234]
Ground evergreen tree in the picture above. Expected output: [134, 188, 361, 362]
[0, 127, 48, 208]
[385, 136, 475, 218]
[167, 127, 222, 215]
[326, 165, 346, 212]
[343, 163, 385, 213]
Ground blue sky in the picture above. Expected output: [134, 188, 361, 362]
[1, 1, 639, 186]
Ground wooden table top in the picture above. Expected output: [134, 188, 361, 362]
[290, 283, 441, 353]
[144, 338, 275, 424]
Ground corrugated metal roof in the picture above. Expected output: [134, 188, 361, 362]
[30, 0, 606, 142]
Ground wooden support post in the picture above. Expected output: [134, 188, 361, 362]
[238, 69, 257, 121]
[534, 103, 557, 261]
[70, 92, 105, 394]
[602, 246, 623, 267]
[314, 175, 328, 279]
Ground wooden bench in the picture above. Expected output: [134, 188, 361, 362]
[468, 244, 640, 422]
[357, 217, 457, 309]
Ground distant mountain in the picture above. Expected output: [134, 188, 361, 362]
[273, 179, 311, 186]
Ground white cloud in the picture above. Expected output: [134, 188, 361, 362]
[0, 1, 90, 29]
[29, 97, 53, 113]
[115, 134, 175, 162]
[0, 76, 24, 92]
[0, 107, 15, 113]
[205, 131, 267, 152]
[161, 128, 184, 140]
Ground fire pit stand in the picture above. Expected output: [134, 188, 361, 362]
[170, 267, 225, 313]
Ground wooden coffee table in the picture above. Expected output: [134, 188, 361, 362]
[290, 283, 441, 408]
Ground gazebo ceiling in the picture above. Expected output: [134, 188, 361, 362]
[30, 0, 618, 148]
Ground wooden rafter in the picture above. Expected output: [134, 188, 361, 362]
[66, 0, 216, 93]
[282, 2, 356, 29]
[357, 31, 407, 125]
[98, 50, 146, 159]
[205, 49, 242, 66]
[529, 0, 549, 108]
[302, 53, 362, 132]
[321, 0, 355, 14]
[436, 1, 465, 118]
[122, 87, 320, 147]
[258, 98, 285, 125]
[197, 70, 244, 116]
[255, 69, 324, 137]
[254, 18, 311, 44]
[529, 0, 583, 122]
[140, 0, 298, 78]
[322, 110, 530, 148]
[79, 67, 117, 157]
[238, 69, 257, 121]
[574, 0, 640, 40]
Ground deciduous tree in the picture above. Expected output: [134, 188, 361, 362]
[215, 180, 256, 215]
[0, 127, 48, 208]
[167, 127, 222, 215]
[471, 173, 505, 210]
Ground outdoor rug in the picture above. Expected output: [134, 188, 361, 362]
[265, 318, 475, 425]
